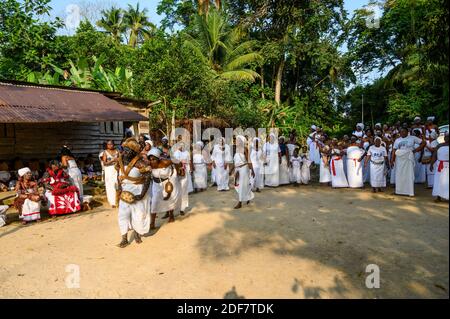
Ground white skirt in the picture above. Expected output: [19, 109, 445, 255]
[193, 163, 208, 189]
[331, 158, 348, 188]
[425, 163, 435, 188]
[20, 198, 41, 222]
[346, 158, 364, 188]
[279, 156, 290, 185]
[301, 162, 311, 184]
[370, 161, 386, 188]
[432, 161, 449, 200]
[68, 166, 84, 201]
[118, 189, 151, 236]
[252, 166, 264, 190]
[395, 150, 415, 196]
[215, 163, 229, 191]
[235, 165, 255, 202]
[151, 172, 180, 213]
[320, 158, 332, 183]
[104, 165, 117, 206]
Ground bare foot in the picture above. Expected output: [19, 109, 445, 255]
[180, 211, 185, 216]
[234, 202, 242, 209]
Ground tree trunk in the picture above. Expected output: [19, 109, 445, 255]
[275, 58, 285, 106]
[260, 67, 265, 99]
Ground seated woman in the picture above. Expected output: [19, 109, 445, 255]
[42, 160, 81, 216]
[14, 167, 42, 224]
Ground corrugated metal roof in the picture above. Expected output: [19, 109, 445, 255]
[0, 81, 148, 123]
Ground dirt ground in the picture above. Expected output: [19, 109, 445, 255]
[0, 182, 448, 299]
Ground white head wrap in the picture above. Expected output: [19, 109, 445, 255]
[375, 123, 381, 127]
[311, 125, 317, 130]
[144, 140, 153, 146]
[414, 116, 421, 122]
[356, 123, 364, 130]
[427, 116, 435, 122]
[161, 136, 169, 142]
[18, 167, 31, 177]
[147, 147, 161, 159]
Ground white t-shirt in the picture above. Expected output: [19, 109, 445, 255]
[368, 145, 387, 162]
[393, 136, 422, 151]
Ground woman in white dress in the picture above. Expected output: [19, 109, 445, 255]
[290, 147, 302, 185]
[250, 137, 264, 192]
[431, 134, 449, 201]
[102, 140, 119, 207]
[365, 137, 388, 192]
[346, 137, 365, 188]
[286, 132, 298, 183]
[173, 142, 193, 214]
[60, 146, 83, 202]
[307, 126, 320, 165]
[233, 135, 255, 209]
[330, 141, 348, 188]
[300, 147, 312, 185]
[211, 137, 232, 191]
[278, 136, 291, 185]
[412, 129, 426, 184]
[319, 144, 332, 185]
[148, 147, 181, 227]
[391, 128, 426, 196]
[423, 131, 439, 188]
[192, 141, 208, 191]
[263, 133, 280, 187]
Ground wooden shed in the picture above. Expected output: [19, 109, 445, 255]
[0, 80, 147, 162]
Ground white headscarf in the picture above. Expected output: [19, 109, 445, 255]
[427, 116, 435, 122]
[147, 147, 161, 159]
[18, 167, 31, 177]
[356, 123, 364, 130]
[311, 125, 317, 130]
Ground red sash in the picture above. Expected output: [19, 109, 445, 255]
[438, 160, 448, 172]
[331, 157, 341, 176]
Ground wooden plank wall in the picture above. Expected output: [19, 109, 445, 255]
[0, 122, 124, 161]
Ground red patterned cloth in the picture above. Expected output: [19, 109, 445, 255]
[43, 168, 81, 215]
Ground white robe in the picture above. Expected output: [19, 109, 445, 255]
[346, 146, 364, 188]
[234, 153, 255, 202]
[173, 150, 193, 211]
[319, 154, 332, 183]
[424, 140, 438, 188]
[279, 154, 290, 185]
[286, 143, 297, 182]
[330, 152, 348, 188]
[118, 166, 151, 236]
[211, 144, 231, 191]
[290, 156, 302, 183]
[263, 142, 280, 187]
[151, 166, 180, 214]
[394, 149, 415, 196]
[368, 145, 387, 188]
[67, 159, 83, 202]
[414, 146, 426, 183]
[103, 150, 118, 206]
[19, 191, 41, 222]
[192, 152, 208, 189]
[301, 156, 312, 184]
[250, 148, 264, 190]
[432, 146, 449, 200]
[307, 134, 321, 165]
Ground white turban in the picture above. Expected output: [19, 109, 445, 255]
[311, 125, 317, 130]
[356, 123, 364, 130]
[427, 116, 435, 122]
[144, 140, 153, 146]
[147, 147, 161, 159]
[196, 141, 204, 148]
[161, 136, 169, 142]
[375, 123, 381, 127]
[18, 167, 31, 177]
[414, 116, 421, 121]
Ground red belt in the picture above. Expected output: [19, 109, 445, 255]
[438, 160, 448, 172]
[331, 157, 341, 176]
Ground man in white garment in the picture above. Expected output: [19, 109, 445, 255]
[391, 127, 426, 196]
[116, 138, 152, 248]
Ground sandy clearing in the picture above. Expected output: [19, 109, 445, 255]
[0, 183, 448, 299]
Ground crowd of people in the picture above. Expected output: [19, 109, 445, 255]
[0, 116, 448, 249]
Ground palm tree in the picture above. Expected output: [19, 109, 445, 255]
[96, 7, 125, 43]
[184, 9, 262, 82]
[123, 3, 156, 48]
